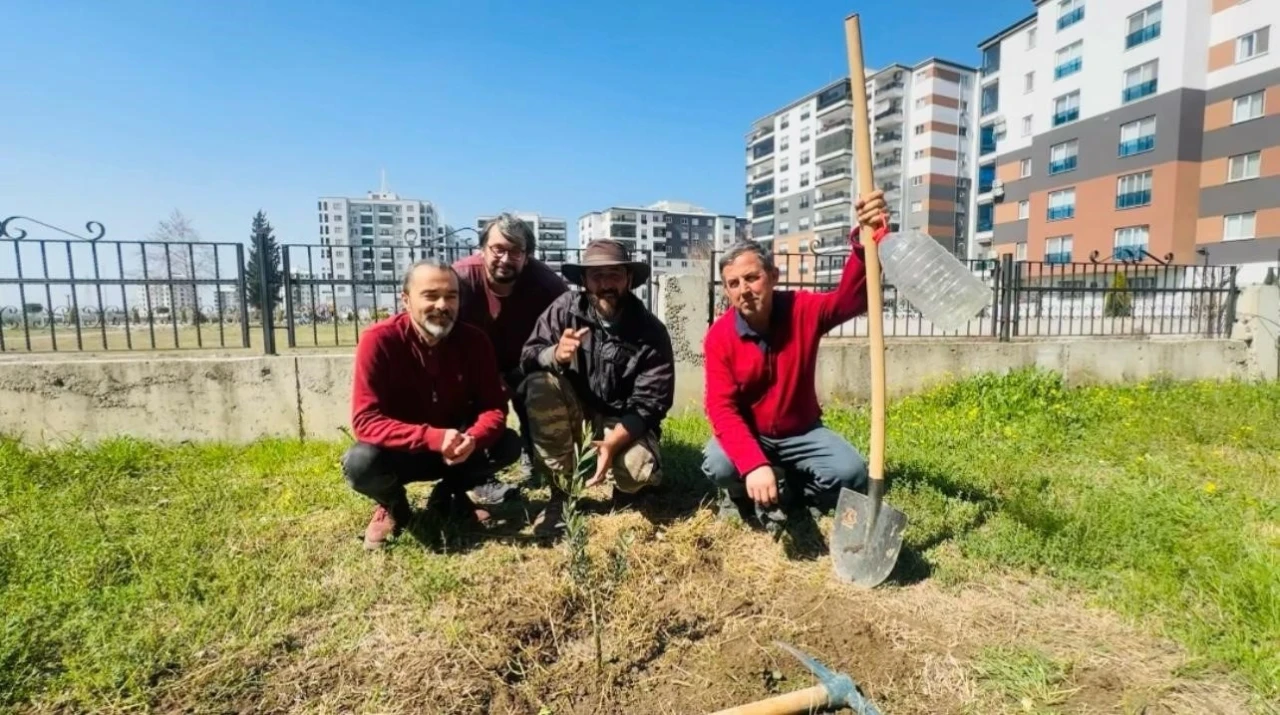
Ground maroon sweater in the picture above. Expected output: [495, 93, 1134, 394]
[703, 240, 869, 477]
[350, 312, 508, 452]
[454, 254, 568, 375]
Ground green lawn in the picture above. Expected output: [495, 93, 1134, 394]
[1, 370, 1277, 711]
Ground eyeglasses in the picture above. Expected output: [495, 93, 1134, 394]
[487, 244, 526, 260]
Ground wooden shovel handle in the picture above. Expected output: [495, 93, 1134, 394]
[709, 684, 830, 715]
[845, 13, 886, 487]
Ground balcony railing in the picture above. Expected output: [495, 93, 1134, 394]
[1123, 80, 1157, 103]
[1126, 22, 1161, 49]
[749, 125, 775, 143]
[1045, 251, 1072, 264]
[819, 167, 851, 180]
[1118, 135, 1155, 157]
[814, 213, 851, 229]
[874, 104, 903, 121]
[1114, 245, 1147, 261]
[1054, 58, 1082, 79]
[820, 118, 851, 133]
[1057, 7, 1084, 30]
[1053, 108, 1080, 126]
[1047, 205, 1076, 221]
[1049, 156, 1078, 174]
[1116, 189, 1152, 209]
[816, 190, 850, 205]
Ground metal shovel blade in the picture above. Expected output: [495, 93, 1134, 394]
[831, 487, 908, 588]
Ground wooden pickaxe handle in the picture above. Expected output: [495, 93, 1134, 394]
[709, 684, 831, 715]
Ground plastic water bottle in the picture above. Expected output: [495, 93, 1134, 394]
[877, 230, 992, 332]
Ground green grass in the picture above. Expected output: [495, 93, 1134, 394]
[971, 645, 1075, 713]
[1, 369, 1278, 710]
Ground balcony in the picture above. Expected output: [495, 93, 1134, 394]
[816, 82, 851, 114]
[748, 124, 775, 144]
[813, 212, 851, 231]
[818, 117, 851, 136]
[749, 137, 775, 163]
[815, 190, 851, 208]
[1049, 156, 1078, 175]
[1047, 205, 1076, 221]
[1122, 80, 1157, 104]
[874, 103, 903, 122]
[1115, 245, 1147, 261]
[1116, 189, 1152, 209]
[815, 129, 853, 160]
[980, 129, 997, 156]
[1045, 251, 1072, 264]
[875, 131, 902, 148]
[1057, 7, 1084, 30]
[977, 216, 994, 233]
[1126, 22, 1160, 49]
[1053, 108, 1080, 126]
[816, 166, 852, 186]
[749, 179, 774, 200]
[749, 165, 776, 182]
[1054, 58, 1081, 80]
[1118, 135, 1155, 157]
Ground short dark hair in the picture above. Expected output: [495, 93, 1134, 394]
[718, 240, 777, 274]
[478, 213, 537, 254]
[401, 258, 457, 294]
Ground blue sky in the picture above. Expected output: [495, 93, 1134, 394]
[2, 0, 1030, 252]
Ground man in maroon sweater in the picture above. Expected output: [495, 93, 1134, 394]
[701, 190, 889, 531]
[454, 214, 569, 505]
[342, 259, 522, 550]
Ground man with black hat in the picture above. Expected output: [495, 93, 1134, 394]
[519, 239, 676, 536]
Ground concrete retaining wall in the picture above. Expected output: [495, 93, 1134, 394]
[0, 278, 1274, 445]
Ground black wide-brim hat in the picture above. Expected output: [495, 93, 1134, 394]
[562, 238, 651, 288]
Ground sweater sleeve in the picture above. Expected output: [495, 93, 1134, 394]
[703, 330, 769, 478]
[350, 330, 445, 452]
[812, 235, 870, 335]
[463, 329, 509, 449]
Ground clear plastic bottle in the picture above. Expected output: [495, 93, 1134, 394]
[876, 230, 992, 332]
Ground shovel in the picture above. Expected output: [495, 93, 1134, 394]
[830, 13, 908, 589]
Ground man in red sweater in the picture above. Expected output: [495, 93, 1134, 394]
[701, 190, 889, 532]
[454, 214, 568, 506]
[342, 259, 522, 550]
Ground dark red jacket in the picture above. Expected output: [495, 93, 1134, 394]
[703, 241, 869, 477]
[350, 312, 508, 452]
[454, 254, 569, 375]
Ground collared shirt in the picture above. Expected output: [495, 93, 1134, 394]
[350, 312, 508, 452]
[702, 243, 869, 477]
[454, 255, 568, 375]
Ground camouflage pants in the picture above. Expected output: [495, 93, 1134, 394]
[519, 371, 662, 494]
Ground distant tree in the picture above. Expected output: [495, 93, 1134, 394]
[1104, 271, 1133, 318]
[244, 211, 282, 314]
[142, 209, 215, 280]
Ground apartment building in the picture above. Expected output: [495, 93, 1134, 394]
[746, 58, 976, 284]
[475, 212, 570, 271]
[971, 0, 1278, 283]
[578, 201, 745, 276]
[316, 189, 438, 311]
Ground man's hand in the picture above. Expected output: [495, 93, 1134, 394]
[555, 327, 590, 365]
[745, 465, 779, 507]
[439, 429, 463, 455]
[443, 433, 475, 466]
[854, 189, 890, 244]
[585, 424, 631, 487]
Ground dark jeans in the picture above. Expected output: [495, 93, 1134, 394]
[701, 425, 868, 513]
[343, 429, 523, 508]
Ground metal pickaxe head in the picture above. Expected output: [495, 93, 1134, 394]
[774, 641, 883, 715]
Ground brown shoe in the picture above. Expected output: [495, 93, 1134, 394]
[363, 504, 408, 550]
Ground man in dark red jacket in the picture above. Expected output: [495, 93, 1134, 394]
[454, 214, 569, 506]
[342, 259, 522, 550]
[701, 190, 889, 532]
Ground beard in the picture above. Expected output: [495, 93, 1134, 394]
[488, 260, 519, 285]
[419, 310, 455, 339]
[589, 289, 623, 319]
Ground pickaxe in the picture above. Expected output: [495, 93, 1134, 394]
[709, 641, 883, 715]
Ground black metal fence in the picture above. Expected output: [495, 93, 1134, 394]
[707, 250, 1239, 340]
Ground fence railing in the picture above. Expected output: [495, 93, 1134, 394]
[707, 251, 1239, 340]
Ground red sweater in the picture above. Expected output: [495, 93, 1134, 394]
[350, 312, 508, 452]
[703, 241, 869, 477]
[454, 254, 568, 375]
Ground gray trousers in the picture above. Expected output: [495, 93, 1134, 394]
[701, 425, 868, 512]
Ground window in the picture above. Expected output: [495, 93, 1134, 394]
[911, 176, 924, 186]
[1027, 27, 1038, 49]
[913, 149, 926, 160]
[1020, 158, 1033, 177]
[1114, 225, 1149, 260]
[1053, 91, 1080, 125]
[1016, 242, 1028, 261]
[1224, 212, 1257, 241]
[800, 149, 811, 165]
[1119, 116, 1156, 156]
[1049, 139, 1079, 174]
[978, 203, 994, 232]
[1048, 188, 1076, 221]
[915, 97, 927, 109]
[1058, 0, 1084, 30]
[1233, 91, 1265, 123]
[1055, 41, 1083, 79]
[800, 172, 810, 187]
[979, 164, 996, 193]
[1046, 236, 1073, 263]
[1236, 27, 1270, 63]
[981, 45, 1001, 76]
[980, 124, 998, 155]
[981, 83, 1000, 115]
[1025, 72, 1036, 93]
[914, 123, 927, 135]
[911, 201, 923, 213]
[1228, 151, 1261, 182]
[1018, 201, 1030, 219]
[1122, 61, 1158, 103]
[1126, 4, 1162, 48]
[1022, 115, 1033, 136]
[1116, 171, 1153, 208]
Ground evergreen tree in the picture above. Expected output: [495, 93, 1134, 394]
[245, 210, 282, 314]
[1104, 270, 1133, 318]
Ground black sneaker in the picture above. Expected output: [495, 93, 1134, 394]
[469, 478, 521, 507]
[715, 490, 757, 525]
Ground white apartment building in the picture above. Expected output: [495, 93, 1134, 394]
[476, 212, 570, 271]
[970, 0, 1279, 283]
[578, 201, 746, 276]
[136, 283, 197, 319]
[315, 189, 438, 312]
[746, 58, 976, 284]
